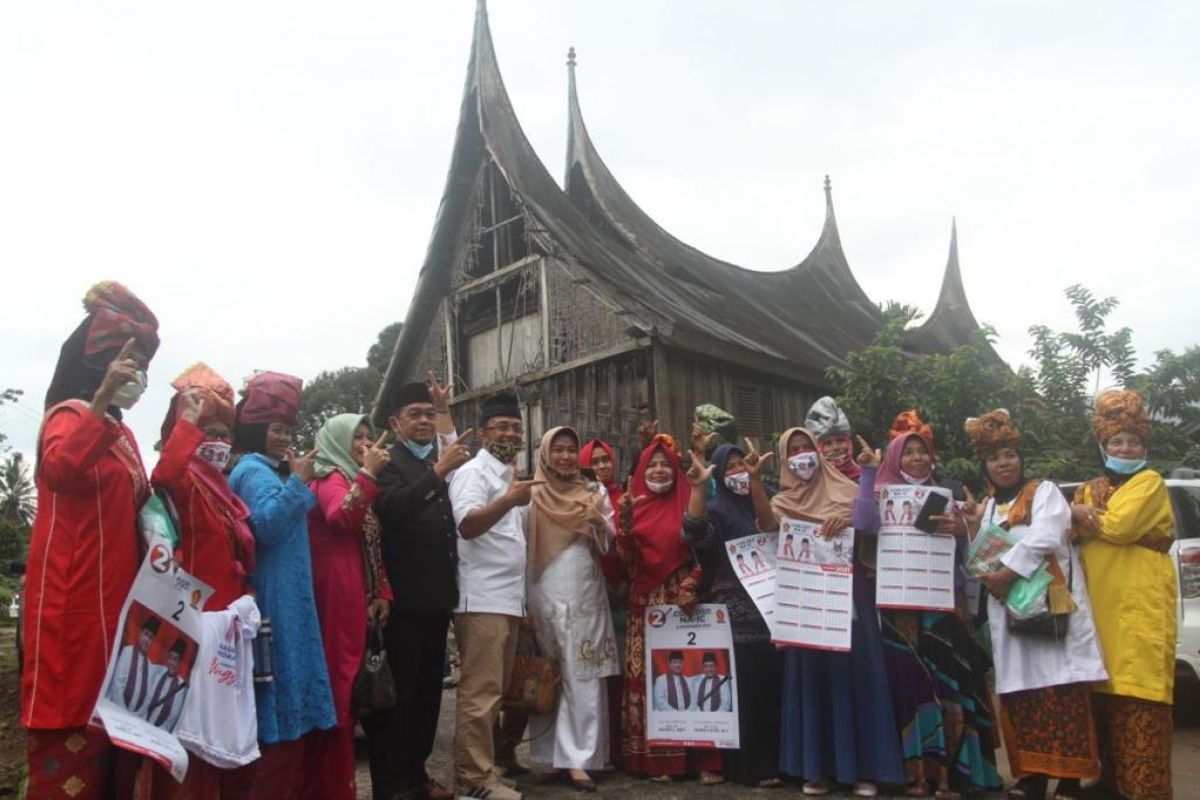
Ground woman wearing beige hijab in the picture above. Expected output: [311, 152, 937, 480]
[527, 426, 620, 790]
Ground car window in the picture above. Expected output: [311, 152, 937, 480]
[1169, 486, 1200, 540]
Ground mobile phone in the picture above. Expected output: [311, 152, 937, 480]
[914, 492, 950, 533]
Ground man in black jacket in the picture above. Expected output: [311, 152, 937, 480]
[364, 379, 471, 800]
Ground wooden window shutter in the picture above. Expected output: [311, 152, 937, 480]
[735, 384, 764, 439]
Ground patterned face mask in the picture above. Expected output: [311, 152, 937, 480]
[486, 439, 522, 463]
[723, 471, 750, 496]
[195, 441, 232, 471]
[787, 451, 819, 480]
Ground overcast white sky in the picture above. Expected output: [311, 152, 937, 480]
[2, 2, 1197, 465]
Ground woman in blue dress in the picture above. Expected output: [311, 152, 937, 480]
[229, 371, 335, 796]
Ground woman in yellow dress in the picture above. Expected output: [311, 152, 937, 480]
[1071, 389, 1176, 800]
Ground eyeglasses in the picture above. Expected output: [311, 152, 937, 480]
[486, 423, 524, 435]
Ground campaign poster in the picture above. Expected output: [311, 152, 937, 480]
[773, 518, 855, 651]
[724, 532, 777, 631]
[874, 484, 957, 612]
[92, 536, 211, 781]
[644, 604, 739, 749]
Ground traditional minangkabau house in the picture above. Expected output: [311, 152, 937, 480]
[375, 1, 989, 473]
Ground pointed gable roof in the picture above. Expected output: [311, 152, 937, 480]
[563, 51, 884, 369]
[905, 219, 996, 357]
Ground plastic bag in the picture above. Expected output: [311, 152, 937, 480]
[138, 492, 180, 549]
[1005, 562, 1053, 619]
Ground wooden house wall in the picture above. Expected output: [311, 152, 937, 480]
[651, 343, 821, 452]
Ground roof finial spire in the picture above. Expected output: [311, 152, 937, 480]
[567, 46, 576, 69]
[823, 174, 834, 212]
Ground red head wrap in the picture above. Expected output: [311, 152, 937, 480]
[81, 280, 160, 361]
[161, 363, 237, 442]
[237, 371, 303, 426]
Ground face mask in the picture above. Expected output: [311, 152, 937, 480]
[486, 440, 522, 463]
[404, 439, 434, 461]
[645, 477, 674, 495]
[787, 452, 819, 480]
[1105, 455, 1146, 475]
[723, 471, 750, 496]
[195, 441, 232, 471]
[111, 370, 147, 410]
[900, 470, 927, 485]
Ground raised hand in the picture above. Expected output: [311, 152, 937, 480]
[692, 420, 718, 455]
[177, 388, 206, 425]
[685, 450, 716, 487]
[289, 448, 319, 483]
[637, 416, 660, 449]
[960, 486, 985, 536]
[854, 435, 882, 469]
[434, 428, 474, 479]
[743, 436, 775, 479]
[618, 493, 649, 534]
[427, 371, 453, 411]
[820, 513, 851, 540]
[575, 497, 606, 529]
[505, 475, 545, 508]
[94, 338, 142, 410]
[361, 430, 392, 478]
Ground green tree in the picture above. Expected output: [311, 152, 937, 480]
[294, 323, 403, 450]
[0, 453, 35, 527]
[827, 284, 1199, 485]
[0, 388, 24, 452]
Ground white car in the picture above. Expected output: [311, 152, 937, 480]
[1060, 472, 1200, 691]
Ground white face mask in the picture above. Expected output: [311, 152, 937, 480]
[645, 477, 675, 495]
[787, 451, 819, 480]
[195, 441, 232, 471]
[723, 471, 750, 496]
[110, 370, 147, 410]
[900, 469, 927, 485]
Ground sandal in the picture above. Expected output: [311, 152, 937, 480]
[854, 782, 879, 798]
[758, 777, 785, 789]
[906, 782, 932, 798]
[804, 781, 833, 796]
[649, 774, 673, 784]
[699, 771, 725, 785]
[934, 789, 962, 800]
[1007, 775, 1048, 800]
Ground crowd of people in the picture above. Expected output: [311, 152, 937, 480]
[20, 282, 1179, 800]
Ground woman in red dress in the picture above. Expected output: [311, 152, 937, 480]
[142, 362, 258, 799]
[615, 435, 723, 784]
[305, 413, 393, 798]
[22, 281, 160, 799]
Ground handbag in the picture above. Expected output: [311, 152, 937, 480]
[502, 624, 560, 715]
[351, 525, 396, 716]
[352, 616, 396, 716]
[1006, 552, 1075, 639]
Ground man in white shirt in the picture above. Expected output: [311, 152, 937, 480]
[652, 651, 692, 712]
[106, 615, 160, 714]
[448, 392, 540, 800]
[689, 652, 732, 713]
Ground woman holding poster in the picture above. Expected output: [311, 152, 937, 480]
[854, 414, 1000, 798]
[682, 442, 783, 788]
[962, 409, 1107, 800]
[615, 435, 724, 784]
[23, 282, 159, 798]
[764, 428, 905, 797]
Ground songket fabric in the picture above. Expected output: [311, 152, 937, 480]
[998, 684, 1099, 780]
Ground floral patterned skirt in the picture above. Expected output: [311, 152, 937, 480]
[620, 565, 722, 777]
[998, 683, 1099, 780]
[1094, 692, 1173, 800]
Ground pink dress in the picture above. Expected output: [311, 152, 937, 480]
[307, 471, 392, 726]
